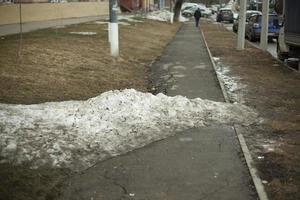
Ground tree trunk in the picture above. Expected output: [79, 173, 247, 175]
[173, 0, 183, 22]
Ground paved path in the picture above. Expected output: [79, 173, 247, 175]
[60, 22, 257, 200]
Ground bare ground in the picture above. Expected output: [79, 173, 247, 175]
[0, 19, 181, 200]
[202, 20, 300, 200]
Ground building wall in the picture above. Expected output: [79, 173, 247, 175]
[0, 2, 109, 25]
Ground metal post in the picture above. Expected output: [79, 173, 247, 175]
[237, 0, 247, 50]
[260, 0, 269, 51]
[109, 0, 119, 57]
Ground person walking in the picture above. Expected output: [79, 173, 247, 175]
[194, 8, 202, 28]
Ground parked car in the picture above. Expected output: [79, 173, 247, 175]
[182, 6, 212, 18]
[232, 10, 262, 33]
[245, 14, 280, 42]
[216, 8, 234, 23]
[182, 6, 199, 17]
[201, 8, 212, 18]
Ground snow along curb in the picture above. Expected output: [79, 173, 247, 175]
[200, 29, 269, 200]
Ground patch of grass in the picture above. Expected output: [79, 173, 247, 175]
[0, 20, 181, 104]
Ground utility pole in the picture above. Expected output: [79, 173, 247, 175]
[260, 0, 269, 51]
[109, 0, 119, 57]
[237, 0, 247, 50]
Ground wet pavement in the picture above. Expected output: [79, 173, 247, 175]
[60, 22, 257, 200]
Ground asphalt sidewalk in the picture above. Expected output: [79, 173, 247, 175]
[60, 22, 257, 200]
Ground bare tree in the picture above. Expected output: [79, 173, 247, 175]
[173, 0, 184, 22]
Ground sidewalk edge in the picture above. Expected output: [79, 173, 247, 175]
[200, 29, 269, 200]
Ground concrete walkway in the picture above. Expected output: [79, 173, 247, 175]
[60, 22, 257, 200]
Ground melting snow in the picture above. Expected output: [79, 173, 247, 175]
[118, 16, 143, 23]
[0, 89, 258, 171]
[214, 59, 247, 103]
[193, 65, 207, 69]
[94, 21, 108, 25]
[147, 10, 188, 22]
[147, 10, 173, 22]
[173, 66, 187, 70]
[69, 32, 97, 35]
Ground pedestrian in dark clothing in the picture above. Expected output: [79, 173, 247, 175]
[194, 8, 202, 27]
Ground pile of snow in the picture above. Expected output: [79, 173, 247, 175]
[0, 89, 258, 171]
[147, 10, 189, 22]
[69, 32, 97, 36]
[179, 12, 189, 22]
[147, 10, 173, 22]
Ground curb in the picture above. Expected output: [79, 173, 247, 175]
[200, 29, 269, 200]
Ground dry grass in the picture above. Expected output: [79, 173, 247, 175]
[0, 19, 181, 104]
[202, 20, 300, 200]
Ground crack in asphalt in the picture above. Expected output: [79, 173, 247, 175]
[102, 170, 129, 200]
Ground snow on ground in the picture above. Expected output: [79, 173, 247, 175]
[213, 58, 247, 103]
[94, 21, 108, 25]
[0, 89, 258, 171]
[96, 21, 130, 26]
[69, 32, 97, 35]
[179, 13, 189, 22]
[118, 15, 144, 23]
[146, 10, 188, 22]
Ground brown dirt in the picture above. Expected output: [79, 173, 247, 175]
[202, 20, 300, 200]
[0, 19, 181, 200]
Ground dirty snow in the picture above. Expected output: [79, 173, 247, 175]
[179, 13, 189, 22]
[213, 58, 247, 103]
[0, 89, 258, 171]
[147, 10, 173, 22]
[94, 21, 108, 25]
[146, 10, 188, 22]
[119, 21, 131, 26]
[193, 64, 207, 69]
[69, 32, 97, 35]
[118, 15, 144, 23]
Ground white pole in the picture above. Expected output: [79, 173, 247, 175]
[237, 0, 247, 50]
[109, 0, 119, 57]
[110, 22, 119, 57]
[260, 0, 269, 51]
